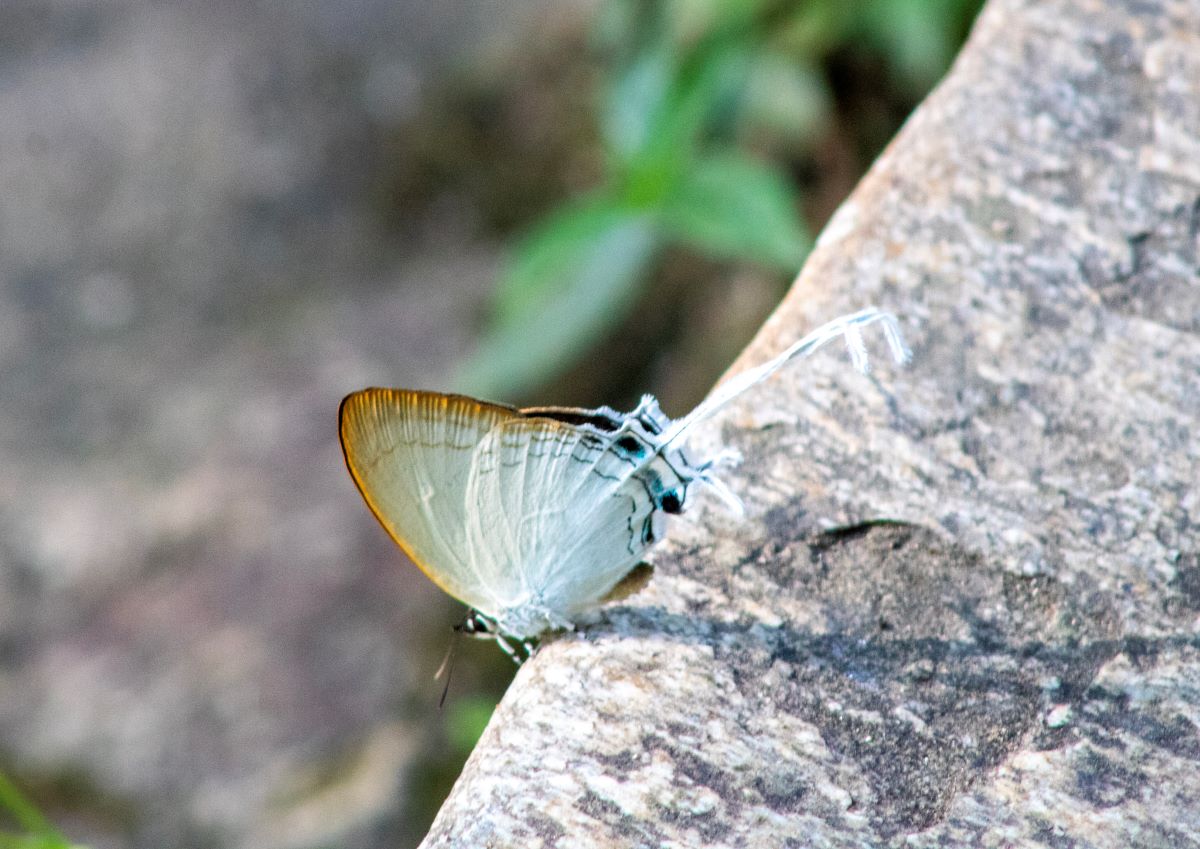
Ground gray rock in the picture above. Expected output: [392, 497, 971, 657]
[421, 0, 1200, 846]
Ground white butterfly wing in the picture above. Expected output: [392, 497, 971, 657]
[339, 388, 524, 612]
[464, 417, 658, 623]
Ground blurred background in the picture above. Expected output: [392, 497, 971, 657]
[0, 1, 981, 847]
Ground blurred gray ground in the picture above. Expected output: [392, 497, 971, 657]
[0, 1, 589, 847]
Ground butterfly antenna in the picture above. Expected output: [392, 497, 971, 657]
[664, 307, 910, 447]
[844, 324, 869, 373]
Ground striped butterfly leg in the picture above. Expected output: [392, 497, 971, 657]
[456, 609, 534, 665]
[695, 448, 745, 515]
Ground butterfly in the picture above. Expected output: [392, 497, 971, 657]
[339, 308, 909, 660]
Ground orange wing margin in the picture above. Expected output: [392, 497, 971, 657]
[337, 388, 523, 600]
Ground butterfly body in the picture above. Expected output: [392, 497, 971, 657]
[339, 308, 910, 647]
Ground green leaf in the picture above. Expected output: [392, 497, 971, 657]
[456, 199, 661, 399]
[662, 0, 762, 47]
[0, 775, 59, 842]
[0, 773, 77, 849]
[740, 52, 831, 144]
[651, 43, 750, 160]
[602, 45, 675, 166]
[659, 151, 809, 268]
[493, 194, 633, 326]
[603, 29, 753, 195]
[776, 1, 855, 57]
[0, 836, 76, 849]
[859, 0, 962, 92]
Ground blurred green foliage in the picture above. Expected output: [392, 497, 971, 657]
[444, 695, 497, 755]
[0, 772, 83, 849]
[457, 0, 981, 400]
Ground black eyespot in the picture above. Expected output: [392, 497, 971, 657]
[659, 489, 683, 514]
[615, 434, 644, 457]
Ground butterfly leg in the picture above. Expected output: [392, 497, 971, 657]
[492, 632, 526, 666]
[455, 609, 543, 664]
[703, 447, 743, 470]
[456, 609, 529, 665]
[455, 609, 497, 638]
[695, 450, 745, 515]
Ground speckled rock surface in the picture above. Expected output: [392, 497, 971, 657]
[421, 1, 1200, 846]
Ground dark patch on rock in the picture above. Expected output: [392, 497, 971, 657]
[758, 486, 819, 546]
[1031, 818, 1086, 848]
[1080, 681, 1200, 761]
[641, 732, 738, 841]
[577, 790, 657, 845]
[1071, 747, 1146, 808]
[1032, 723, 1079, 752]
[593, 748, 641, 773]
[1168, 553, 1200, 612]
[1137, 821, 1200, 849]
[528, 811, 569, 845]
[1096, 205, 1200, 335]
[752, 771, 811, 814]
[577, 789, 622, 820]
[656, 804, 725, 843]
[712, 523, 1122, 838]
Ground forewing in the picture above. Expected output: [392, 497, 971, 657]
[339, 388, 521, 610]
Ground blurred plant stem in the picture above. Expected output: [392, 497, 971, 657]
[0, 771, 82, 849]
